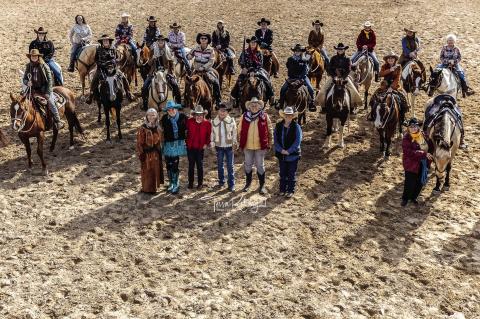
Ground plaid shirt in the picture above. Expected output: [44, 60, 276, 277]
[440, 45, 461, 65]
[168, 31, 186, 49]
[115, 23, 134, 43]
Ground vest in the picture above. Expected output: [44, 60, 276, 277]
[161, 113, 187, 142]
[274, 121, 300, 158]
[239, 113, 269, 150]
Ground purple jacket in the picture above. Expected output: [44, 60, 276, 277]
[402, 133, 433, 174]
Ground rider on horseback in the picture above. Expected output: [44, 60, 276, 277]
[187, 33, 222, 108]
[255, 17, 278, 78]
[398, 27, 426, 82]
[142, 34, 182, 109]
[168, 22, 191, 75]
[437, 34, 474, 98]
[68, 15, 92, 72]
[278, 44, 315, 110]
[115, 13, 138, 62]
[143, 16, 161, 48]
[212, 20, 235, 75]
[29, 27, 64, 86]
[308, 20, 329, 64]
[23, 49, 64, 129]
[231, 36, 275, 107]
[317, 43, 362, 113]
[350, 21, 380, 82]
[86, 34, 134, 104]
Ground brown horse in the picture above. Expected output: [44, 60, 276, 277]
[261, 48, 279, 77]
[184, 74, 212, 118]
[213, 48, 235, 90]
[306, 46, 325, 90]
[137, 43, 152, 81]
[285, 79, 309, 125]
[116, 43, 137, 87]
[240, 72, 267, 113]
[76, 44, 98, 96]
[9, 87, 84, 175]
[373, 92, 400, 158]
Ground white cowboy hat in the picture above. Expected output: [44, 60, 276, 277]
[217, 20, 225, 24]
[245, 97, 265, 110]
[363, 21, 373, 28]
[121, 12, 130, 18]
[191, 105, 208, 115]
[279, 106, 298, 119]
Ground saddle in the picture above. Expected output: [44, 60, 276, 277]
[425, 94, 462, 129]
[32, 92, 66, 125]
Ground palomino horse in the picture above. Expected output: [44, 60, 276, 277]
[323, 78, 350, 148]
[240, 72, 267, 113]
[373, 92, 400, 157]
[173, 47, 192, 84]
[261, 48, 279, 77]
[137, 43, 152, 81]
[76, 44, 98, 96]
[148, 69, 169, 111]
[351, 49, 374, 110]
[184, 74, 212, 118]
[116, 43, 137, 87]
[306, 46, 325, 90]
[214, 47, 235, 90]
[284, 79, 309, 126]
[425, 99, 461, 192]
[94, 65, 125, 141]
[401, 60, 424, 116]
[427, 66, 461, 98]
[9, 87, 84, 175]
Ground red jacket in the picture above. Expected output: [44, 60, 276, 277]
[356, 30, 376, 52]
[186, 118, 212, 150]
[402, 133, 433, 174]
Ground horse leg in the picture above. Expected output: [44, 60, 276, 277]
[80, 73, 86, 96]
[323, 116, 333, 148]
[37, 132, 48, 175]
[338, 124, 345, 148]
[50, 126, 58, 152]
[104, 103, 111, 142]
[384, 135, 391, 158]
[379, 129, 385, 153]
[97, 100, 102, 123]
[20, 135, 33, 169]
[364, 90, 369, 110]
[116, 103, 122, 140]
[444, 163, 451, 191]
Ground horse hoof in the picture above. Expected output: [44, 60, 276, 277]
[338, 143, 345, 148]
[443, 186, 450, 192]
[433, 188, 441, 194]
[42, 169, 49, 176]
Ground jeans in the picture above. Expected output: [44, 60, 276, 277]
[127, 39, 138, 60]
[45, 59, 64, 86]
[187, 149, 205, 186]
[280, 76, 315, 100]
[351, 50, 379, 72]
[320, 48, 330, 64]
[70, 43, 83, 62]
[437, 63, 467, 83]
[279, 159, 299, 193]
[402, 171, 423, 201]
[216, 146, 235, 187]
[244, 149, 266, 174]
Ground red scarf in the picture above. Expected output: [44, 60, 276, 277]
[246, 47, 260, 64]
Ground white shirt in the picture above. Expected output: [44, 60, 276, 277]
[69, 24, 92, 44]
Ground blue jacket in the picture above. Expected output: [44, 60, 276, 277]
[274, 120, 302, 162]
[401, 36, 420, 56]
[286, 55, 309, 79]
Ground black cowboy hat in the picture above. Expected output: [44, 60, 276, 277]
[147, 16, 157, 22]
[312, 20, 324, 27]
[34, 27, 48, 34]
[291, 44, 306, 52]
[257, 17, 271, 26]
[334, 43, 349, 50]
[98, 34, 114, 43]
[245, 36, 258, 44]
[405, 117, 423, 127]
[169, 22, 181, 29]
[155, 34, 169, 42]
[218, 102, 232, 111]
[196, 33, 211, 45]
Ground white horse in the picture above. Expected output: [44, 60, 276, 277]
[401, 60, 424, 117]
[148, 69, 169, 110]
[351, 50, 374, 111]
[427, 66, 460, 98]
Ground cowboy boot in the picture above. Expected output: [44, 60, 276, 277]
[49, 99, 65, 129]
[166, 169, 174, 192]
[67, 58, 75, 73]
[242, 171, 253, 192]
[171, 171, 180, 194]
[374, 72, 380, 82]
[257, 172, 267, 195]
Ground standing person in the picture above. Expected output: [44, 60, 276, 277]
[350, 21, 380, 82]
[401, 118, 433, 207]
[161, 100, 187, 194]
[68, 15, 92, 72]
[274, 106, 302, 198]
[136, 108, 164, 194]
[29, 27, 64, 86]
[212, 20, 235, 75]
[308, 19, 329, 64]
[186, 105, 212, 189]
[238, 97, 273, 194]
[143, 16, 161, 48]
[168, 22, 191, 74]
[114, 13, 138, 62]
[211, 102, 237, 191]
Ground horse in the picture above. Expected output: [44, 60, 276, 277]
[184, 74, 212, 118]
[284, 79, 309, 126]
[94, 65, 125, 141]
[261, 48, 279, 77]
[401, 60, 424, 116]
[136, 43, 152, 82]
[351, 49, 374, 110]
[239, 71, 267, 113]
[323, 78, 350, 148]
[425, 101, 461, 192]
[214, 47, 235, 90]
[9, 87, 84, 175]
[116, 43, 137, 87]
[373, 92, 400, 157]
[172, 47, 192, 85]
[427, 66, 460, 98]
[75, 44, 98, 96]
[306, 47, 325, 90]
[147, 69, 169, 111]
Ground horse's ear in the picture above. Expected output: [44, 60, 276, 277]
[9, 93, 16, 102]
[193, 76, 200, 83]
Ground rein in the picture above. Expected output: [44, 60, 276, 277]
[150, 73, 169, 106]
[354, 51, 371, 85]
[379, 93, 396, 129]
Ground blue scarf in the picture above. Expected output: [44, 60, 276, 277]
[420, 158, 428, 185]
[245, 110, 263, 123]
[169, 111, 180, 139]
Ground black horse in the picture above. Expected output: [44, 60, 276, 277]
[323, 78, 350, 148]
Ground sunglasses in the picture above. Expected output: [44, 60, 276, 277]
[200, 37, 208, 40]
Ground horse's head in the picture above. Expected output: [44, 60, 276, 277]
[153, 69, 167, 101]
[332, 80, 348, 110]
[248, 72, 258, 87]
[99, 66, 120, 102]
[409, 63, 424, 93]
[185, 75, 201, 108]
[374, 93, 396, 129]
[137, 43, 150, 65]
[427, 66, 442, 97]
[9, 93, 29, 131]
[431, 112, 459, 181]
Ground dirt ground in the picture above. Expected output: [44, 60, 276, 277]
[0, 0, 479, 318]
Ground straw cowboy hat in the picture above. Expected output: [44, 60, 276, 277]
[26, 48, 43, 58]
[196, 33, 212, 45]
[34, 27, 48, 34]
[97, 34, 114, 43]
[334, 43, 349, 50]
[163, 100, 182, 111]
[383, 51, 399, 62]
[279, 106, 298, 119]
[363, 21, 373, 28]
[191, 105, 208, 115]
[245, 97, 265, 110]
[169, 22, 181, 29]
[404, 26, 416, 33]
[121, 12, 130, 18]
[147, 16, 157, 22]
[312, 20, 324, 27]
[257, 17, 271, 26]
[291, 44, 306, 52]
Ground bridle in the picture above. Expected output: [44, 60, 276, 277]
[431, 111, 457, 174]
[150, 70, 169, 106]
[377, 93, 397, 129]
[12, 74, 37, 133]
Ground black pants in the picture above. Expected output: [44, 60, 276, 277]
[187, 149, 204, 186]
[402, 171, 423, 201]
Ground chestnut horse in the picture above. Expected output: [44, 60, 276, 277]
[76, 44, 98, 96]
[284, 79, 309, 126]
[373, 92, 400, 158]
[240, 72, 267, 113]
[261, 48, 279, 77]
[137, 43, 152, 81]
[213, 48, 235, 90]
[116, 43, 137, 87]
[306, 47, 325, 90]
[184, 74, 212, 118]
[9, 87, 84, 175]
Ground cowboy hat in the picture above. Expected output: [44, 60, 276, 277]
[363, 21, 373, 28]
[405, 117, 423, 127]
[163, 100, 182, 111]
[217, 20, 225, 24]
[98, 34, 114, 43]
[404, 26, 416, 33]
[245, 97, 265, 109]
[334, 43, 349, 50]
[257, 17, 271, 26]
[26, 48, 43, 58]
[383, 51, 399, 62]
[312, 20, 324, 27]
[34, 27, 47, 34]
[196, 33, 212, 45]
[279, 106, 298, 119]
[291, 44, 306, 52]
[245, 36, 258, 44]
[169, 22, 181, 29]
[147, 16, 157, 22]
[191, 105, 208, 115]
[121, 12, 130, 18]
[217, 102, 232, 111]
[155, 34, 169, 42]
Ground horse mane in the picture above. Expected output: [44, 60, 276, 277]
[433, 112, 451, 150]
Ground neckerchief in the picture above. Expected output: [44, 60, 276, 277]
[169, 111, 180, 139]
